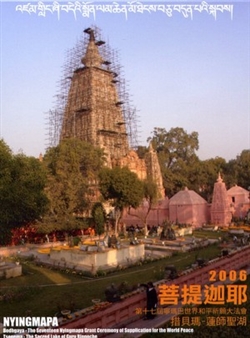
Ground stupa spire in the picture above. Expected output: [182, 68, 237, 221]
[81, 28, 104, 68]
[217, 172, 222, 182]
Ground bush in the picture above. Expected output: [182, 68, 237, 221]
[73, 236, 81, 246]
[95, 269, 106, 277]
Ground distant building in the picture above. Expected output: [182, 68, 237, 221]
[122, 187, 210, 229]
[122, 178, 249, 228]
[168, 187, 209, 227]
[227, 185, 249, 219]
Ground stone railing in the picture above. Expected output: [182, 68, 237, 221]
[166, 245, 250, 289]
[59, 290, 146, 329]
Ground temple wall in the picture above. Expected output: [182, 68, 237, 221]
[147, 207, 169, 226]
[122, 199, 169, 227]
[168, 204, 209, 227]
[122, 200, 210, 228]
[192, 204, 210, 227]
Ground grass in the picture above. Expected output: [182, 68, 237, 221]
[0, 243, 222, 317]
[191, 229, 228, 240]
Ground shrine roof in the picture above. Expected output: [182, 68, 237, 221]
[169, 187, 207, 205]
[227, 185, 249, 196]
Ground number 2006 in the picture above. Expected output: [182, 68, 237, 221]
[209, 270, 247, 282]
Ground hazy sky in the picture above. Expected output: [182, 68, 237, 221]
[1, 0, 249, 161]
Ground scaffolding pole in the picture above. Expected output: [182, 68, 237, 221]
[45, 26, 140, 151]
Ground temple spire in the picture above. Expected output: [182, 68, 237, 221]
[149, 141, 154, 152]
[81, 28, 104, 68]
[217, 172, 222, 182]
[211, 172, 231, 225]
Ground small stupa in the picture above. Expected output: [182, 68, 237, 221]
[211, 173, 231, 225]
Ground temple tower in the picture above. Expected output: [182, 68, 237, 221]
[58, 27, 164, 199]
[144, 143, 165, 199]
[60, 28, 129, 166]
[211, 173, 232, 225]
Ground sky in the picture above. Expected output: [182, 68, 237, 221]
[0, 0, 249, 161]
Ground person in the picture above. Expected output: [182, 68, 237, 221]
[105, 283, 121, 303]
[140, 282, 158, 319]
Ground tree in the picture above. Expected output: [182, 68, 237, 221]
[128, 179, 159, 235]
[148, 127, 199, 168]
[0, 139, 13, 234]
[39, 138, 105, 232]
[136, 145, 148, 159]
[230, 150, 250, 189]
[197, 157, 228, 202]
[99, 166, 144, 234]
[0, 139, 49, 245]
[0, 139, 13, 244]
[206, 150, 250, 195]
[10, 154, 49, 223]
[147, 127, 199, 196]
[91, 202, 106, 238]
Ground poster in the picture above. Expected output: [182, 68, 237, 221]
[0, 0, 249, 337]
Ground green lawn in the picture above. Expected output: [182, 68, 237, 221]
[0, 243, 222, 317]
[191, 229, 228, 240]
